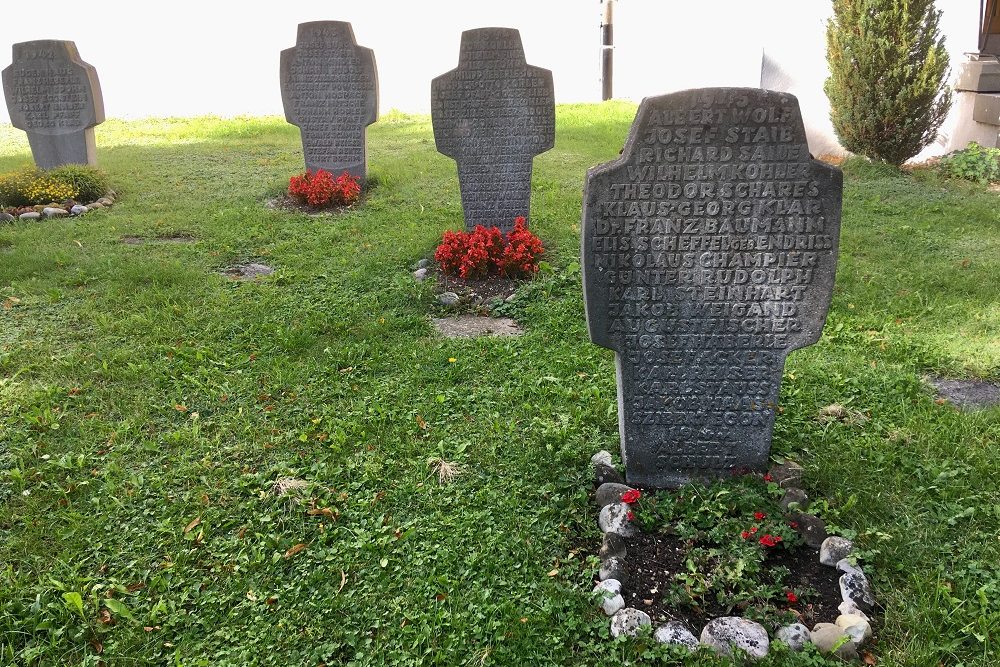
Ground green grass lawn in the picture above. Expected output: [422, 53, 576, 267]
[0, 106, 998, 666]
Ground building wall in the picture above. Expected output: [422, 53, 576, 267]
[0, 0, 982, 157]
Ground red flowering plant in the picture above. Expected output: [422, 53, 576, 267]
[287, 169, 361, 209]
[434, 216, 545, 280]
[621, 489, 641, 504]
[630, 473, 819, 626]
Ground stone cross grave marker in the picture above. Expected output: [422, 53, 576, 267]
[281, 21, 378, 185]
[582, 88, 842, 488]
[431, 27, 555, 232]
[2, 40, 105, 169]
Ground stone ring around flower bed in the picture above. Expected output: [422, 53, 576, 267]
[1, 191, 118, 223]
[589, 451, 876, 660]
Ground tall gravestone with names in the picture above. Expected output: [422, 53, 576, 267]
[582, 88, 842, 488]
[280, 21, 378, 185]
[432, 28, 555, 232]
[2, 40, 105, 169]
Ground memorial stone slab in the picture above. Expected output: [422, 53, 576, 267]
[431, 27, 554, 232]
[582, 88, 842, 488]
[2, 40, 104, 169]
[280, 21, 378, 185]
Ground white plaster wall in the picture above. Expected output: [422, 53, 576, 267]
[0, 0, 598, 121]
[0, 0, 984, 157]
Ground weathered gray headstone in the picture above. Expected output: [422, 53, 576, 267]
[2, 40, 104, 169]
[280, 21, 378, 185]
[582, 88, 842, 488]
[431, 27, 554, 232]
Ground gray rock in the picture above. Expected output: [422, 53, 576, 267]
[594, 463, 625, 487]
[790, 512, 828, 548]
[593, 578, 621, 596]
[599, 556, 625, 583]
[19, 212, 40, 221]
[87, 201, 104, 209]
[838, 599, 870, 621]
[592, 580, 624, 616]
[820, 536, 854, 566]
[581, 89, 842, 488]
[438, 291, 460, 306]
[610, 607, 651, 638]
[775, 623, 811, 651]
[840, 572, 876, 613]
[700, 617, 770, 659]
[836, 614, 872, 646]
[654, 621, 699, 649]
[0, 212, 14, 223]
[70, 204, 88, 215]
[504, 291, 517, 303]
[837, 558, 864, 576]
[412, 268, 428, 281]
[598, 502, 638, 538]
[601, 593, 625, 616]
[42, 207, 68, 218]
[416, 258, 431, 269]
[590, 450, 614, 468]
[431, 27, 554, 232]
[2, 40, 104, 169]
[97, 197, 113, 207]
[780, 488, 809, 512]
[595, 482, 634, 508]
[599, 532, 627, 561]
[810, 623, 858, 660]
[769, 460, 805, 488]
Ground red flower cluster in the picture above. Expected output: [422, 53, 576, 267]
[434, 217, 545, 279]
[758, 534, 783, 548]
[785, 591, 798, 603]
[500, 217, 546, 277]
[288, 169, 361, 208]
[754, 511, 767, 520]
[763, 473, 774, 482]
[621, 489, 641, 504]
[740, 526, 760, 540]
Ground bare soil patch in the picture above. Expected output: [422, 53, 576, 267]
[432, 315, 524, 339]
[926, 375, 1000, 410]
[222, 263, 274, 280]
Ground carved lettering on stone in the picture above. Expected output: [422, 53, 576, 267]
[431, 27, 555, 232]
[2, 40, 104, 168]
[281, 21, 378, 185]
[582, 88, 843, 488]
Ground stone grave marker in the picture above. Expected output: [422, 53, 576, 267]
[2, 40, 105, 169]
[280, 21, 378, 185]
[432, 27, 555, 232]
[582, 88, 842, 488]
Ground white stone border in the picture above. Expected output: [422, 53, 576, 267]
[3, 191, 117, 223]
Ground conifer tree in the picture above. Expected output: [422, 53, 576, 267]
[825, 0, 952, 165]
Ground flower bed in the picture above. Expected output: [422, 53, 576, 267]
[0, 165, 116, 222]
[414, 217, 546, 311]
[589, 452, 877, 660]
[268, 169, 363, 215]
